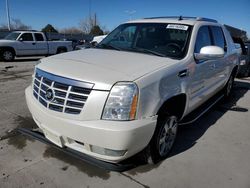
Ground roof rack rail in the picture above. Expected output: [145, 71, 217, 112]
[144, 16, 218, 23]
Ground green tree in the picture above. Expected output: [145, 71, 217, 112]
[90, 25, 104, 36]
[41, 24, 58, 33]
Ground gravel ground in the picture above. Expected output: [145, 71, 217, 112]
[0, 58, 250, 188]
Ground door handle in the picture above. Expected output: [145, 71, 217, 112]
[32, 43, 36, 45]
[178, 69, 189, 78]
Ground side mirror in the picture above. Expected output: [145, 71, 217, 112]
[19, 38, 23, 42]
[194, 46, 224, 60]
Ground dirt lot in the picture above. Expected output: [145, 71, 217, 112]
[0, 58, 250, 188]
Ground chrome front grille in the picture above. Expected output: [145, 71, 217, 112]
[32, 68, 94, 115]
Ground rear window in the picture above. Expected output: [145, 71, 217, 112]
[35, 33, 44, 41]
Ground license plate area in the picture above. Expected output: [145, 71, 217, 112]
[42, 128, 63, 147]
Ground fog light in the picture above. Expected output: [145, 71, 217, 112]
[90, 145, 126, 157]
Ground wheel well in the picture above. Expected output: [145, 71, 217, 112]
[57, 47, 67, 53]
[157, 94, 187, 120]
[231, 65, 238, 78]
[0, 47, 16, 55]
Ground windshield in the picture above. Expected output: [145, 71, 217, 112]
[98, 23, 192, 59]
[4, 32, 21, 40]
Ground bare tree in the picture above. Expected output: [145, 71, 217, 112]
[0, 24, 8, 31]
[79, 14, 99, 34]
[11, 19, 31, 30]
[101, 25, 110, 35]
[0, 18, 31, 30]
[60, 27, 82, 34]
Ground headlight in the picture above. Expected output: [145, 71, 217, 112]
[102, 82, 138, 121]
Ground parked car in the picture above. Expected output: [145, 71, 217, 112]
[24, 17, 239, 167]
[75, 42, 94, 50]
[0, 31, 73, 61]
[75, 35, 107, 50]
[92, 35, 107, 44]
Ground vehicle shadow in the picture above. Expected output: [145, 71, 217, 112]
[14, 58, 42, 62]
[127, 80, 249, 174]
[0, 58, 42, 63]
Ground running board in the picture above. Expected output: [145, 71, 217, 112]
[179, 94, 224, 125]
[17, 128, 136, 172]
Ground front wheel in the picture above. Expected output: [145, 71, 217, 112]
[147, 115, 178, 163]
[2, 50, 15, 62]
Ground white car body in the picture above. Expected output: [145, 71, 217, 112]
[0, 31, 72, 58]
[25, 17, 239, 163]
[91, 35, 107, 44]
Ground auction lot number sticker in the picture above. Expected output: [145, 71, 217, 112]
[167, 24, 189, 30]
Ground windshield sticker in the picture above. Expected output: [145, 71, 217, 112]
[167, 24, 189, 30]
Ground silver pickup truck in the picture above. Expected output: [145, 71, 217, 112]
[0, 31, 73, 61]
[23, 17, 239, 168]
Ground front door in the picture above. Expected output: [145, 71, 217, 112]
[16, 33, 36, 56]
[188, 25, 217, 112]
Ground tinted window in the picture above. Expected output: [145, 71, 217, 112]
[35, 33, 44, 41]
[195, 26, 212, 53]
[210, 26, 226, 51]
[20, 33, 33, 41]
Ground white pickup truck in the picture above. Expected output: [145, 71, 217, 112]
[0, 31, 73, 61]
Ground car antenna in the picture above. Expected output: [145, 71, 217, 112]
[178, 16, 183, 20]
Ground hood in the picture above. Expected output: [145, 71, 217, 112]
[38, 48, 177, 90]
[0, 39, 15, 45]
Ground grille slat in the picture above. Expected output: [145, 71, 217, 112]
[32, 69, 93, 115]
[65, 108, 81, 114]
[66, 100, 84, 108]
[71, 86, 91, 95]
[68, 93, 88, 102]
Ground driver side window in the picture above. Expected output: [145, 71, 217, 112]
[195, 26, 212, 53]
[19, 33, 34, 41]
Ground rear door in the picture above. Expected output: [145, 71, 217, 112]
[16, 33, 36, 55]
[34, 33, 48, 55]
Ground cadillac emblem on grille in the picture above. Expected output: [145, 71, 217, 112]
[45, 88, 54, 101]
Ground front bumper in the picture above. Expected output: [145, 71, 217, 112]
[25, 86, 157, 163]
[17, 128, 136, 172]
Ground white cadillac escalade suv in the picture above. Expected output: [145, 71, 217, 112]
[25, 17, 239, 165]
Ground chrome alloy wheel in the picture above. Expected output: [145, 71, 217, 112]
[158, 116, 178, 157]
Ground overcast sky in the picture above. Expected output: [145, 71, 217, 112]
[0, 0, 249, 36]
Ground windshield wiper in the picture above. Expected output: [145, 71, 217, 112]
[132, 47, 166, 57]
[96, 43, 121, 51]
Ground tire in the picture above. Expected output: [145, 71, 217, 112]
[146, 115, 178, 164]
[1, 50, 15, 62]
[224, 73, 234, 99]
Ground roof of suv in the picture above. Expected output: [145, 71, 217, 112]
[127, 16, 218, 25]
